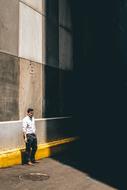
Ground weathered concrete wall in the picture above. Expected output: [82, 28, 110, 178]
[44, 65, 59, 117]
[46, 0, 73, 70]
[59, 0, 73, 70]
[0, 53, 19, 121]
[0, 117, 72, 151]
[20, 0, 45, 14]
[18, 1, 46, 118]
[59, 69, 73, 115]
[0, 1, 46, 121]
[0, 0, 73, 123]
[59, 0, 72, 30]
[19, 2, 44, 64]
[45, 0, 59, 68]
[59, 27, 73, 70]
[0, 0, 19, 56]
[19, 58, 43, 119]
[44, 0, 73, 117]
[44, 64, 73, 117]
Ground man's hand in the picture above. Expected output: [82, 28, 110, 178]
[23, 133, 27, 143]
[24, 136, 27, 143]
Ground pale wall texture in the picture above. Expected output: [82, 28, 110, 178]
[0, 0, 19, 56]
[42, 16, 46, 64]
[19, 2, 43, 63]
[0, 0, 73, 122]
[20, 0, 45, 14]
[19, 58, 43, 119]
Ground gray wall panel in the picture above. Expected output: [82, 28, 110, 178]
[0, 0, 19, 56]
[19, 58, 43, 119]
[59, 0, 72, 30]
[45, 0, 59, 68]
[0, 53, 19, 121]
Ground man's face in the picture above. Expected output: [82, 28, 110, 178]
[28, 111, 34, 118]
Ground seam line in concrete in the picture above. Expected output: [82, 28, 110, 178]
[20, 0, 45, 16]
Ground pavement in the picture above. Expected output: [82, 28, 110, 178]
[0, 157, 117, 190]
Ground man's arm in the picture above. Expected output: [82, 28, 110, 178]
[22, 119, 27, 143]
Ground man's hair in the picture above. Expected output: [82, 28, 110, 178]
[27, 108, 34, 113]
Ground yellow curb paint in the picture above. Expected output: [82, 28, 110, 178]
[0, 137, 78, 168]
[35, 137, 78, 160]
[0, 149, 21, 168]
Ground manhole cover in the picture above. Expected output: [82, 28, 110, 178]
[19, 173, 49, 181]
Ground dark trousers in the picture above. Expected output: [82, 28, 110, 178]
[25, 133, 37, 162]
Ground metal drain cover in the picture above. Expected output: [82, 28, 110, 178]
[19, 173, 49, 181]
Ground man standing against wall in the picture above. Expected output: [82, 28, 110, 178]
[22, 108, 39, 165]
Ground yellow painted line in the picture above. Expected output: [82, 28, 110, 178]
[0, 137, 78, 168]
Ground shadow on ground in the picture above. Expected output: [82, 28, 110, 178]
[51, 139, 126, 190]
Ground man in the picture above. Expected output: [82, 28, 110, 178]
[22, 108, 39, 165]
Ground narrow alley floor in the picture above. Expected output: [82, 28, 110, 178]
[0, 157, 117, 190]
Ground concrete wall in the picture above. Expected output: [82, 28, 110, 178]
[0, 0, 74, 121]
[18, 1, 46, 118]
[19, 58, 43, 119]
[44, 0, 74, 117]
[0, 117, 72, 151]
[0, 0, 19, 56]
[0, 1, 19, 121]
[0, 1, 77, 171]
[18, 1, 46, 64]
[45, 0, 73, 70]
[45, 0, 59, 68]
[0, 53, 19, 121]
[59, 0, 73, 70]
[19, 2, 44, 64]
[0, 1, 46, 120]
[20, 0, 45, 14]
[59, 27, 73, 70]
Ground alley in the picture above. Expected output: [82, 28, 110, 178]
[0, 157, 117, 190]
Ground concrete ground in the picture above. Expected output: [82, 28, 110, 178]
[0, 157, 117, 190]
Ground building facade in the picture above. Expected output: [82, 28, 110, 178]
[0, 0, 75, 166]
[0, 0, 73, 121]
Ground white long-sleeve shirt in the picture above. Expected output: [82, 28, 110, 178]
[22, 116, 36, 134]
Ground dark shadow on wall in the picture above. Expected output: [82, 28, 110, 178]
[51, 0, 127, 189]
[43, 0, 127, 189]
[42, 0, 77, 143]
[44, 0, 74, 118]
[43, 0, 59, 117]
